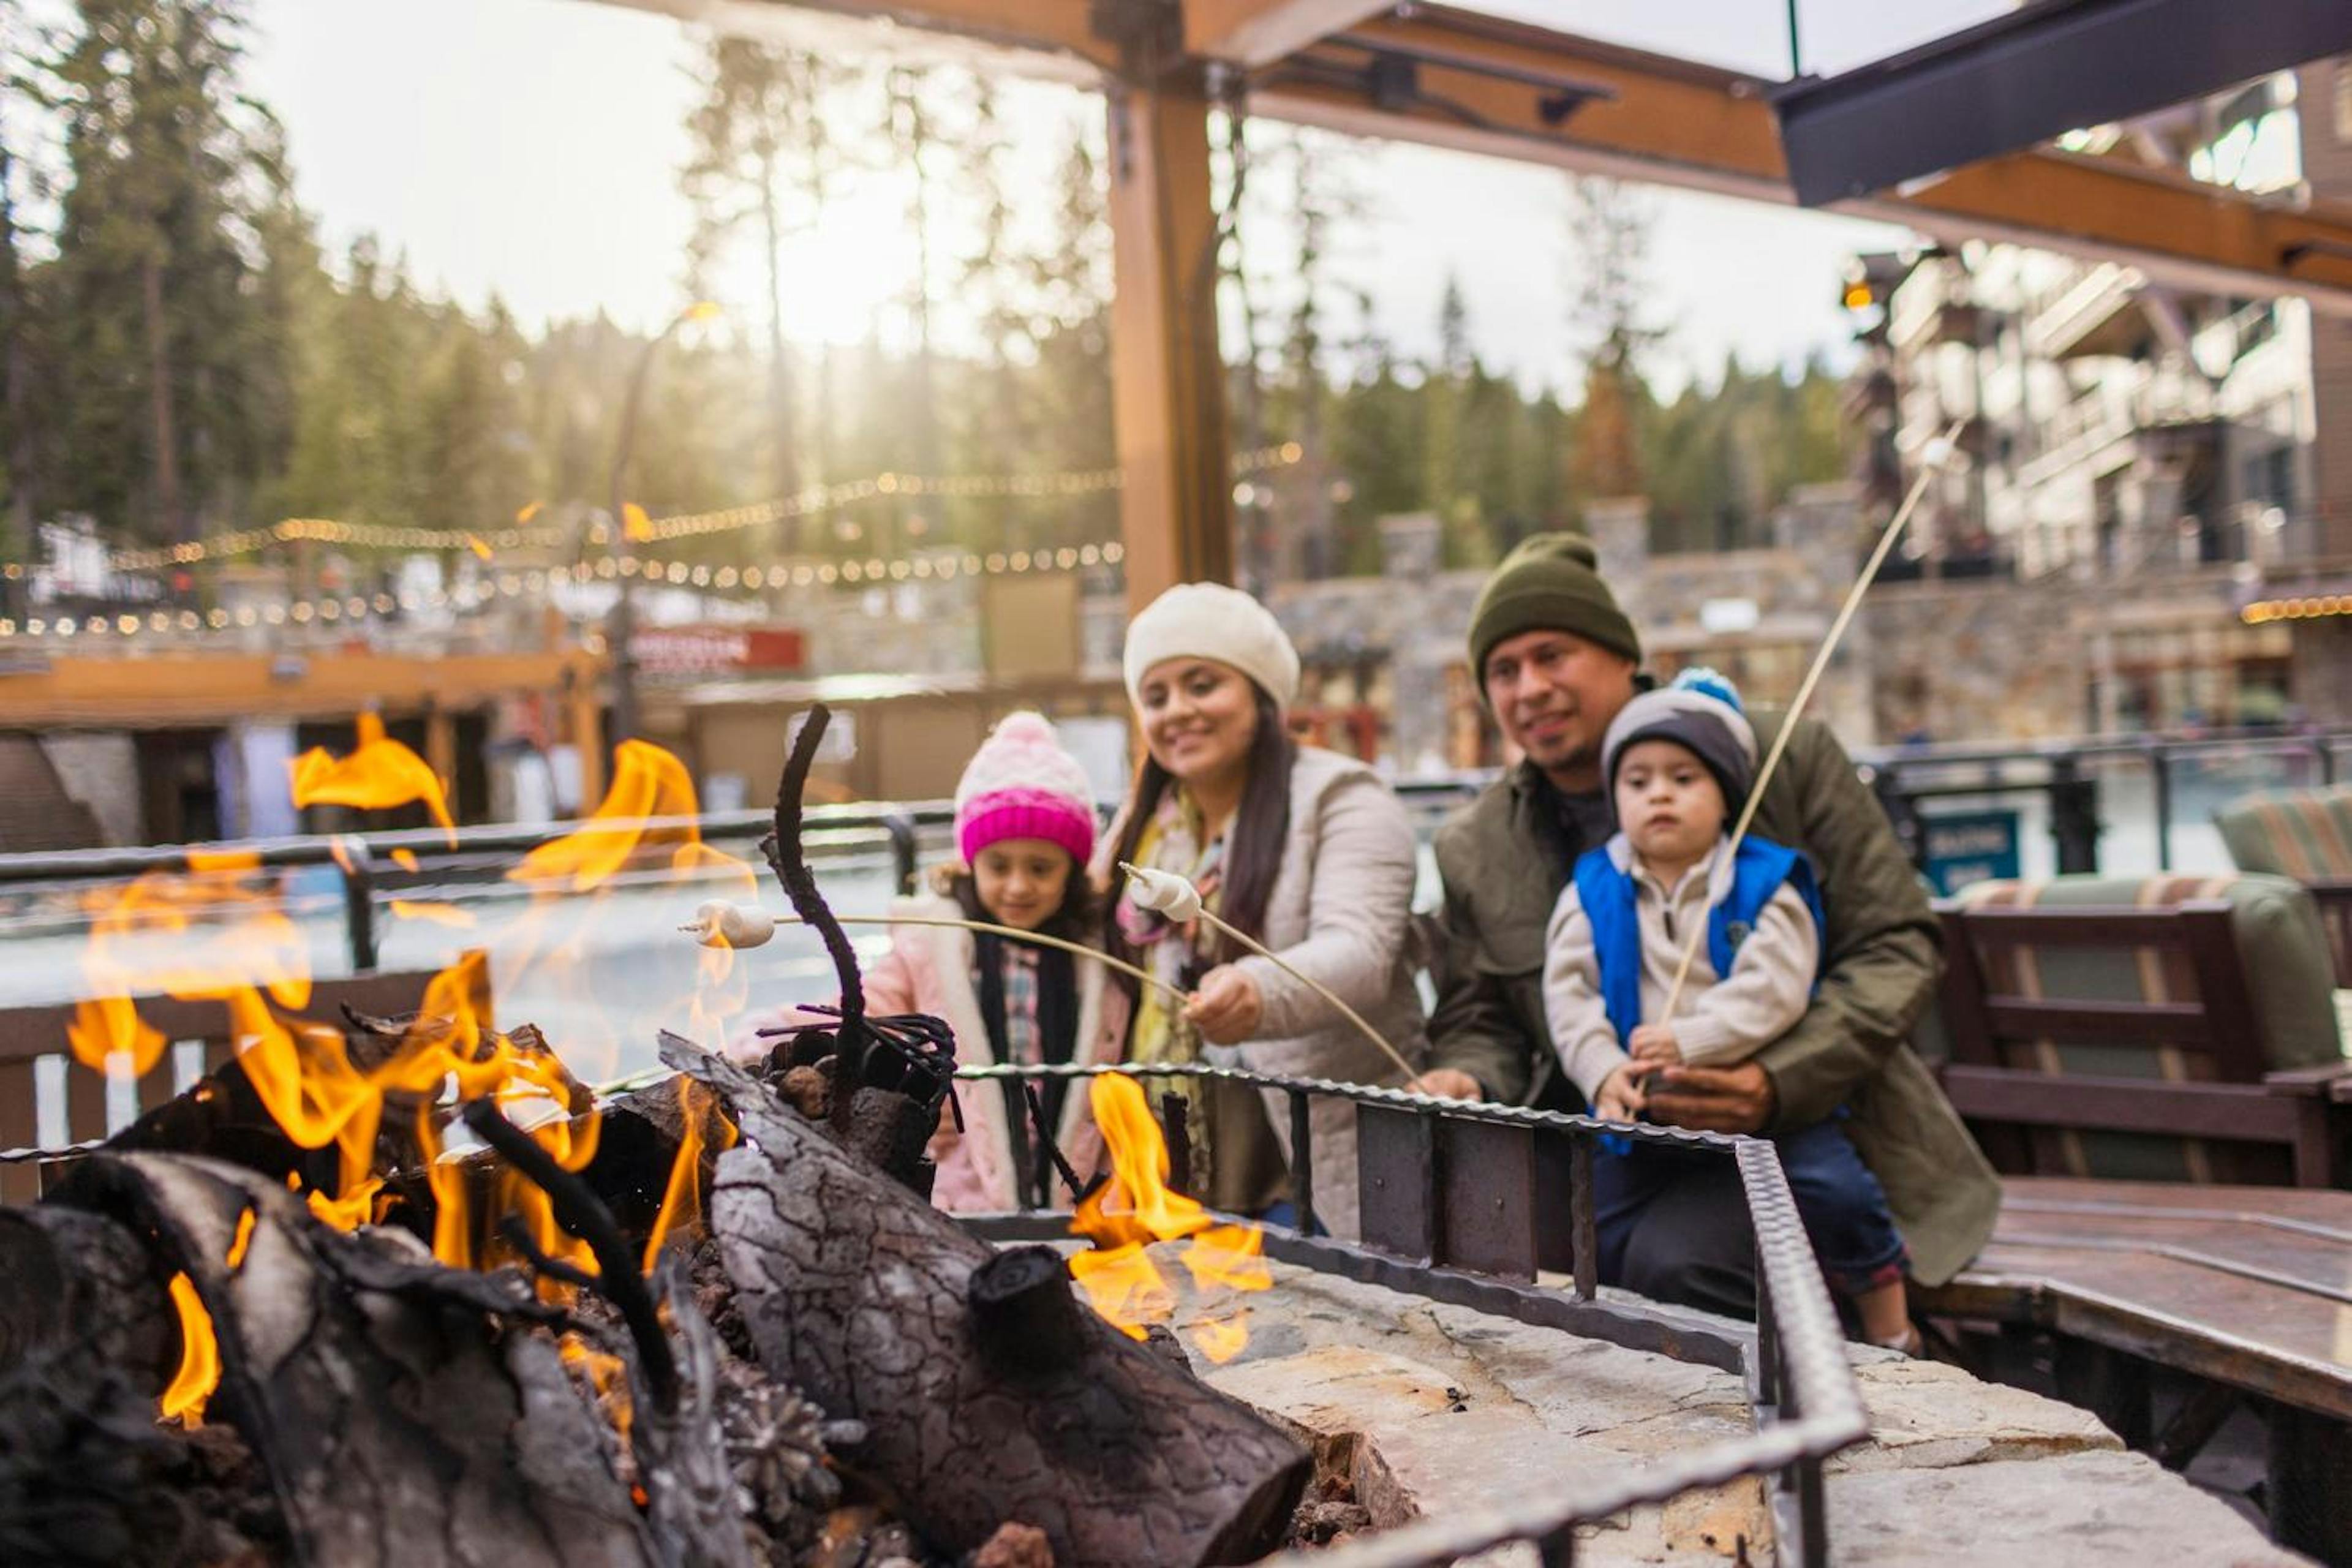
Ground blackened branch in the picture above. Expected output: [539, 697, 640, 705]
[1023, 1084, 1085, 1204]
[459, 1098, 679, 1409]
[764, 704, 866, 1129]
[496, 1214, 600, 1294]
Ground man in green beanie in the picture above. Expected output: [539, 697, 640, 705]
[1412, 532, 1996, 1321]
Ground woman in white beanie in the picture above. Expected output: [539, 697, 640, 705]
[1103, 582, 1428, 1239]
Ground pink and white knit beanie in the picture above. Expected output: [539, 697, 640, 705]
[954, 712, 1098, 867]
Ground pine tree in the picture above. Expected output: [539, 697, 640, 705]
[1563, 175, 1663, 507]
[43, 0, 282, 545]
[681, 37, 837, 535]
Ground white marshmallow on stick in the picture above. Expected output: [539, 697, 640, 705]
[1115, 862, 1422, 1085]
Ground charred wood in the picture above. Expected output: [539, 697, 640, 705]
[50, 1153, 657, 1568]
[666, 1040, 1310, 1568]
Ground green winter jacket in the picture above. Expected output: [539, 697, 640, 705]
[1427, 708, 1999, 1287]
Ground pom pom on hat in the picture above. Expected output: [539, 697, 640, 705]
[954, 711, 1098, 867]
[1122, 581, 1302, 710]
[1602, 674, 1760, 819]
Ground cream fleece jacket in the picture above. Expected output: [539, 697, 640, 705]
[1541, 835, 1819, 1103]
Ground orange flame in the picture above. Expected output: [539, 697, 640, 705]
[560, 1332, 633, 1442]
[289, 712, 456, 844]
[70, 852, 307, 1079]
[644, 1076, 737, 1273]
[1068, 1075, 1270, 1360]
[225, 1206, 257, 1270]
[306, 1174, 383, 1231]
[466, 533, 495, 560]
[72, 728, 753, 1320]
[161, 1272, 220, 1424]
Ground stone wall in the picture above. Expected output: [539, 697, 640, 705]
[1259, 488, 2264, 768]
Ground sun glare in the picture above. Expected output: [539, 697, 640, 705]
[715, 178, 930, 349]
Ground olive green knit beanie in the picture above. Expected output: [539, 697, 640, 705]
[1466, 532, 1642, 681]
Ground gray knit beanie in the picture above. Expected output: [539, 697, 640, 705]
[1466, 532, 1642, 685]
[1602, 671, 1758, 818]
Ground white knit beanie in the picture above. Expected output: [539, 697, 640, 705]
[1121, 582, 1301, 710]
[954, 712, 1098, 867]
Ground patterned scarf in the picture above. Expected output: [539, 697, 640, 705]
[1118, 786, 1228, 1147]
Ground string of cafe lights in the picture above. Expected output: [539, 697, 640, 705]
[59, 443, 1305, 573]
[0, 537, 1129, 643]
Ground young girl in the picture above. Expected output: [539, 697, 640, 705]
[761, 712, 1115, 1212]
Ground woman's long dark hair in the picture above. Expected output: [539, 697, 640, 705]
[1106, 682, 1295, 981]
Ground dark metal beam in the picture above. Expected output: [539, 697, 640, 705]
[1774, 0, 2352, 208]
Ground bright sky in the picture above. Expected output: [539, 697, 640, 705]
[238, 0, 2011, 397]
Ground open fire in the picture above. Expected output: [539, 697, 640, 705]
[2, 704, 1312, 1568]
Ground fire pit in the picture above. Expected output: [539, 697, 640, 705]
[0, 704, 1866, 1568]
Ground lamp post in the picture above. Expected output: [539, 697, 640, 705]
[607, 300, 721, 745]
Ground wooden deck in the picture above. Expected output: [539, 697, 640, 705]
[1923, 1177, 2352, 1422]
[1920, 1175, 2352, 1562]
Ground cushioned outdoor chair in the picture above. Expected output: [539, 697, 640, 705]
[2214, 785, 2352, 987]
[1928, 873, 2350, 1187]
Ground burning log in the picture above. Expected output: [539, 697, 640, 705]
[669, 1037, 1312, 1567]
[46, 1152, 660, 1568]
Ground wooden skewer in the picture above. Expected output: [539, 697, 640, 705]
[1115, 862, 1423, 1085]
[1657, 420, 1967, 1022]
[755, 910, 1191, 1005]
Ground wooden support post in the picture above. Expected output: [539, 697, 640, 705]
[424, 704, 459, 824]
[1105, 74, 1233, 610]
[2267, 1401, 2352, 1564]
[2054, 1337, 2152, 1450]
[567, 672, 604, 817]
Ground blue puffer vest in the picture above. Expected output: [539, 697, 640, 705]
[1572, 835, 1826, 1109]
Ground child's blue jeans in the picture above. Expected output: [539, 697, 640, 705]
[1591, 1115, 1906, 1297]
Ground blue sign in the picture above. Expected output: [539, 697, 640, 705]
[1922, 809, 2021, 895]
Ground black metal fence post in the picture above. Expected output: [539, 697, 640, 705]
[2049, 756, 2101, 874]
[883, 812, 919, 895]
[337, 836, 379, 972]
[1863, 763, 1926, 872]
[1287, 1088, 1316, 1237]
[2146, 744, 2173, 872]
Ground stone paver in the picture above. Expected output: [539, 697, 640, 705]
[1153, 1246, 2304, 1565]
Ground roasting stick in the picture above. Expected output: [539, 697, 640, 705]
[682, 902, 1186, 1004]
[1115, 862, 1423, 1085]
[1657, 420, 1967, 1021]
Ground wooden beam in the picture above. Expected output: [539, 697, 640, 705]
[425, 704, 461, 822]
[1258, 5, 2352, 314]
[658, 0, 1116, 70]
[0, 649, 605, 729]
[1182, 0, 1390, 68]
[610, 0, 2352, 309]
[1105, 77, 1234, 603]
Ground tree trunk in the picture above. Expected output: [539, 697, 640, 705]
[0, 135, 36, 575]
[140, 251, 187, 546]
[757, 141, 800, 548]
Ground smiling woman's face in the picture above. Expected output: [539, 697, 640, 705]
[1135, 658, 1260, 793]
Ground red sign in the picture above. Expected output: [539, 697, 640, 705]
[633, 625, 805, 677]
